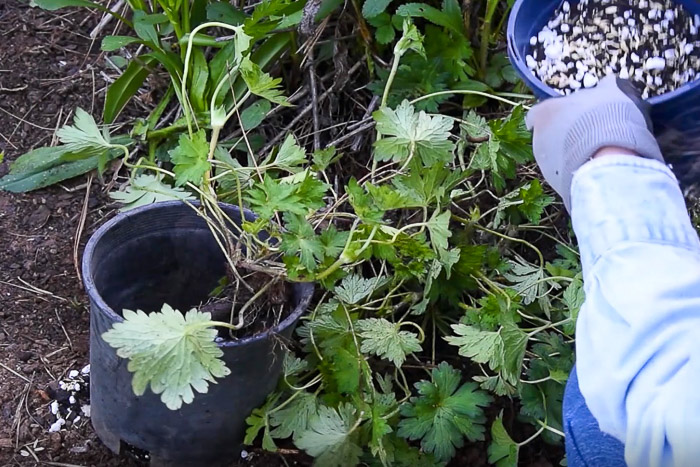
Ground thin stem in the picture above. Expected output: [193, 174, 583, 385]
[398, 321, 426, 344]
[315, 220, 360, 280]
[410, 90, 529, 109]
[381, 57, 401, 108]
[517, 424, 546, 447]
[182, 22, 244, 136]
[479, 0, 499, 78]
[230, 278, 279, 330]
[284, 374, 323, 392]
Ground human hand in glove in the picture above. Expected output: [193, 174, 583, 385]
[525, 76, 664, 211]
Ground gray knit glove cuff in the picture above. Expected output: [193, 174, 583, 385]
[527, 76, 664, 212]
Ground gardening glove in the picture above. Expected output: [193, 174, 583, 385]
[525, 75, 664, 212]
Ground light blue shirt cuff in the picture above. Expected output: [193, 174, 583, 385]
[569, 154, 700, 467]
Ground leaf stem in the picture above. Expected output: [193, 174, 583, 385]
[410, 90, 530, 109]
[397, 321, 425, 344]
[453, 214, 545, 268]
[315, 220, 361, 281]
[478, 0, 499, 79]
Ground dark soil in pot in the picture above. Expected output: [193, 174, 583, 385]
[82, 200, 313, 466]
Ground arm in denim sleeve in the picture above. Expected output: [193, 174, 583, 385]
[571, 154, 700, 467]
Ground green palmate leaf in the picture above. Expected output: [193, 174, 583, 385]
[398, 362, 491, 462]
[334, 274, 382, 304]
[241, 57, 290, 106]
[396, 0, 465, 36]
[462, 111, 490, 140]
[293, 172, 329, 210]
[296, 403, 362, 467]
[461, 289, 521, 331]
[362, 0, 392, 18]
[245, 174, 306, 220]
[426, 210, 451, 252]
[373, 100, 455, 166]
[503, 256, 559, 306]
[109, 174, 195, 211]
[423, 23, 474, 82]
[470, 106, 532, 191]
[367, 184, 413, 211]
[488, 415, 519, 467]
[500, 324, 528, 383]
[471, 139, 505, 188]
[491, 180, 553, 229]
[330, 347, 361, 393]
[168, 129, 211, 187]
[283, 353, 309, 377]
[447, 324, 503, 369]
[280, 213, 324, 271]
[102, 304, 231, 410]
[517, 180, 554, 224]
[356, 318, 422, 366]
[367, 13, 396, 44]
[271, 134, 307, 170]
[393, 164, 463, 208]
[320, 226, 349, 258]
[312, 146, 339, 171]
[270, 391, 318, 440]
[57, 108, 112, 155]
[562, 277, 584, 334]
[101, 35, 141, 51]
[446, 322, 527, 391]
[244, 394, 279, 451]
[346, 178, 385, 224]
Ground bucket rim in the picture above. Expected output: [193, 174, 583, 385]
[81, 200, 314, 349]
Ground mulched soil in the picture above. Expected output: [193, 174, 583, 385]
[0, 1, 563, 466]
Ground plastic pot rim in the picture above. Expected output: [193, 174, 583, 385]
[507, 0, 700, 105]
[82, 200, 313, 349]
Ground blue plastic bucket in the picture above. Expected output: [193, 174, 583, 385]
[507, 0, 700, 166]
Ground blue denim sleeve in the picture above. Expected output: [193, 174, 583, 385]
[570, 154, 700, 467]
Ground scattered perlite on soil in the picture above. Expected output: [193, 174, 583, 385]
[46, 364, 91, 433]
[527, 0, 700, 97]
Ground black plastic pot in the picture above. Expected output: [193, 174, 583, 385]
[82, 201, 313, 466]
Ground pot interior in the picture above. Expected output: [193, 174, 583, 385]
[87, 203, 230, 317]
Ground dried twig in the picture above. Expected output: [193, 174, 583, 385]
[54, 309, 74, 351]
[260, 61, 363, 154]
[90, 0, 126, 38]
[299, 0, 326, 151]
[73, 173, 93, 282]
[0, 362, 30, 383]
[328, 121, 376, 149]
[0, 84, 28, 92]
[351, 95, 380, 151]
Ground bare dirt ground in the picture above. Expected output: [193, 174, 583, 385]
[0, 2, 301, 465]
